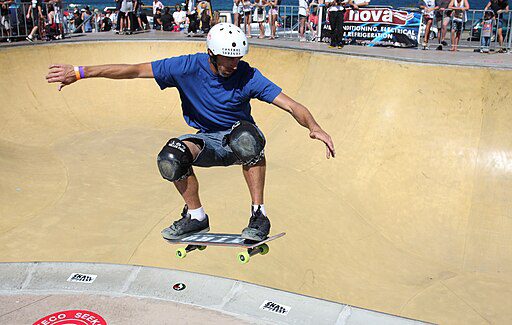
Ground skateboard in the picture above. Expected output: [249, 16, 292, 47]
[164, 232, 285, 264]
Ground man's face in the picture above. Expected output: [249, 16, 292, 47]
[215, 55, 242, 78]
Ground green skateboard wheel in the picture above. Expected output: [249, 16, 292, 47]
[238, 252, 250, 264]
[198, 246, 207, 251]
[176, 248, 187, 259]
[259, 244, 269, 255]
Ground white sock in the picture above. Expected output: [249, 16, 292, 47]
[189, 207, 207, 221]
[252, 204, 266, 216]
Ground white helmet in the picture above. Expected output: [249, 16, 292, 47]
[207, 23, 249, 57]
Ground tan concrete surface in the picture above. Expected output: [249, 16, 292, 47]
[1, 41, 512, 324]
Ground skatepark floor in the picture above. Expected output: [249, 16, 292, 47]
[1, 33, 512, 324]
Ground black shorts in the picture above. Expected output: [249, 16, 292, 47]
[32, 8, 40, 25]
[452, 20, 463, 32]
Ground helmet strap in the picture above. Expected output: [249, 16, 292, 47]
[208, 50, 219, 74]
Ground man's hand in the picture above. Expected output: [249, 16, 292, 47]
[46, 64, 77, 91]
[272, 92, 336, 159]
[310, 128, 336, 159]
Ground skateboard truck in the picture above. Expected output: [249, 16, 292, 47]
[175, 245, 207, 259]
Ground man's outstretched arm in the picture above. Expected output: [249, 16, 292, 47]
[45, 63, 154, 91]
[272, 92, 336, 159]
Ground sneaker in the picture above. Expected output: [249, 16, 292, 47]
[26, 36, 34, 43]
[441, 41, 448, 46]
[436, 45, 443, 51]
[6, 38, 11, 43]
[241, 206, 271, 241]
[161, 205, 210, 240]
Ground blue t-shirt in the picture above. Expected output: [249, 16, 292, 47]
[152, 53, 282, 132]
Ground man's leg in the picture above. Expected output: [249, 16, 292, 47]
[242, 157, 266, 205]
[173, 140, 202, 209]
[240, 157, 270, 241]
[160, 139, 209, 239]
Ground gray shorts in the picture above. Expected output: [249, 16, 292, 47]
[177, 125, 266, 168]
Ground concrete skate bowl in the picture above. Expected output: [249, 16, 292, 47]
[1, 41, 512, 324]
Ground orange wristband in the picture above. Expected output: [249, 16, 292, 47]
[74, 66, 81, 80]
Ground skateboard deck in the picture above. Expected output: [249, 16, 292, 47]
[164, 232, 285, 264]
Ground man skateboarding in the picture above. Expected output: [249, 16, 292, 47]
[45, 23, 336, 242]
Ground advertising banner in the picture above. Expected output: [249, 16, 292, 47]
[323, 8, 422, 48]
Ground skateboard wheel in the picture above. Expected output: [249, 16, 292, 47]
[176, 248, 187, 259]
[237, 252, 250, 264]
[259, 244, 269, 255]
[198, 246, 207, 251]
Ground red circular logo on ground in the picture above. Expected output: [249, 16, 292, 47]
[32, 310, 107, 325]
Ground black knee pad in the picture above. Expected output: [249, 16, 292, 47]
[224, 120, 265, 166]
[157, 138, 194, 182]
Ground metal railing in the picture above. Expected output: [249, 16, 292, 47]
[0, 2, 73, 41]
[0, 2, 125, 41]
[0, 2, 311, 42]
[236, 5, 310, 40]
[416, 9, 511, 51]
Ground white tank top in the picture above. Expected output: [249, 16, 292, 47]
[452, 0, 466, 22]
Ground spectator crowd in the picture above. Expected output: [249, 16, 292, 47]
[0, 0, 509, 53]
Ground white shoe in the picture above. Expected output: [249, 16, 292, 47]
[26, 36, 34, 43]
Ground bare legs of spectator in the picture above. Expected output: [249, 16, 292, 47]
[258, 20, 264, 38]
[436, 17, 449, 49]
[244, 12, 251, 37]
[451, 27, 461, 51]
[57, 23, 64, 39]
[441, 19, 449, 43]
[27, 26, 38, 42]
[119, 13, 125, 34]
[299, 16, 306, 41]
[234, 12, 241, 27]
[306, 19, 315, 40]
[120, 12, 131, 34]
[422, 18, 433, 48]
[270, 13, 277, 39]
[2, 21, 11, 41]
[138, 16, 147, 30]
[127, 12, 133, 33]
[497, 27, 504, 48]
[26, 10, 38, 42]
